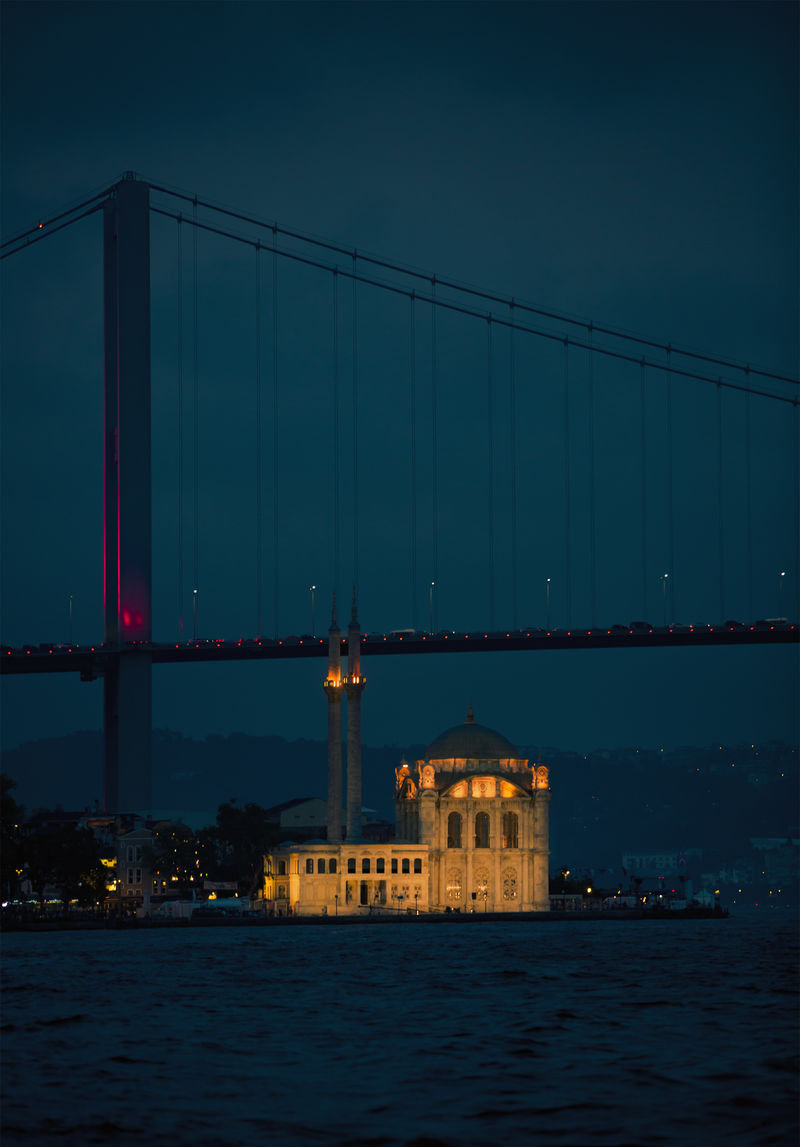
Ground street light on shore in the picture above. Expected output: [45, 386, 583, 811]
[429, 581, 436, 634]
[310, 585, 316, 636]
[68, 594, 73, 645]
[779, 570, 786, 617]
[193, 589, 198, 640]
[545, 578, 551, 629]
[660, 573, 669, 627]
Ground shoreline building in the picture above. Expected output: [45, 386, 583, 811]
[263, 599, 551, 915]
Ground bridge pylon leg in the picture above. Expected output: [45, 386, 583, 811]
[103, 174, 152, 813]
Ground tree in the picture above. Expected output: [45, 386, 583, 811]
[214, 802, 279, 898]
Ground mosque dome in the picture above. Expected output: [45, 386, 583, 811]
[422, 705, 524, 762]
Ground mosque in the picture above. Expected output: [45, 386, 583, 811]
[263, 595, 551, 915]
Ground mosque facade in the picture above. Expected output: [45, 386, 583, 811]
[263, 597, 551, 915]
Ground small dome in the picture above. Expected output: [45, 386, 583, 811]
[423, 705, 523, 761]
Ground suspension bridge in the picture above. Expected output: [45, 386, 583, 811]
[1, 173, 798, 810]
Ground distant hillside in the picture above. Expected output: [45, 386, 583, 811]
[3, 733, 797, 870]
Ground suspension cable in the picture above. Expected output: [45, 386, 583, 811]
[147, 208, 799, 406]
[145, 182, 796, 388]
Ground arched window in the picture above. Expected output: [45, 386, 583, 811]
[347, 857, 356, 874]
[447, 812, 462, 848]
[305, 858, 314, 874]
[317, 858, 326, 874]
[376, 857, 385, 873]
[475, 812, 490, 848]
[413, 858, 422, 874]
[362, 857, 370, 873]
[502, 811, 519, 849]
[329, 858, 337, 874]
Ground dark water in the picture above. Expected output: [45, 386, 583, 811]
[2, 915, 797, 1146]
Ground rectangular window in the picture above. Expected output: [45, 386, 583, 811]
[278, 860, 286, 875]
[376, 857, 385, 874]
[347, 858, 356, 874]
[127, 868, 134, 884]
[413, 858, 422, 874]
[135, 868, 142, 883]
[402, 858, 410, 874]
[360, 881, 369, 906]
[306, 859, 314, 874]
[391, 859, 398, 874]
[362, 858, 370, 873]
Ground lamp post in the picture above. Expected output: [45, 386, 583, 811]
[334, 893, 338, 917]
[310, 585, 316, 637]
[779, 570, 786, 617]
[193, 588, 198, 640]
[545, 577, 551, 629]
[68, 594, 73, 646]
[429, 581, 435, 634]
[660, 573, 669, 628]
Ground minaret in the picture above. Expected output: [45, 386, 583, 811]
[323, 595, 343, 843]
[344, 587, 366, 842]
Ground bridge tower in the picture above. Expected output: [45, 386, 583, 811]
[102, 174, 152, 812]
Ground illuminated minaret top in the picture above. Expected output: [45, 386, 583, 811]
[344, 587, 366, 842]
[324, 594, 343, 843]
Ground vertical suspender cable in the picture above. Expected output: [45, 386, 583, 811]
[192, 197, 199, 636]
[745, 391, 753, 619]
[564, 339, 572, 628]
[176, 218, 184, 639]
[487, 317, 495, 631]
[640, 361, 647, 620]
[273, 225, 279, 639]
[588, 323, 596, 626]
[794, 404, 800, 622]
[717, 383, 724, 621]
[509, 314, 518, 630]
[332, 270, 340, 599]
[410, 293, 417, 630]
[666, 348, 675, 621]
[352, 252, 359, 593]
[255, 244, 263, 637]
[431, 275, 439, 630]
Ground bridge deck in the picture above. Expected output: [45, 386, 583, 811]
[3, 625, 797, 677]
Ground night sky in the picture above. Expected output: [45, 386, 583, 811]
[1, 1, 798, 765]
